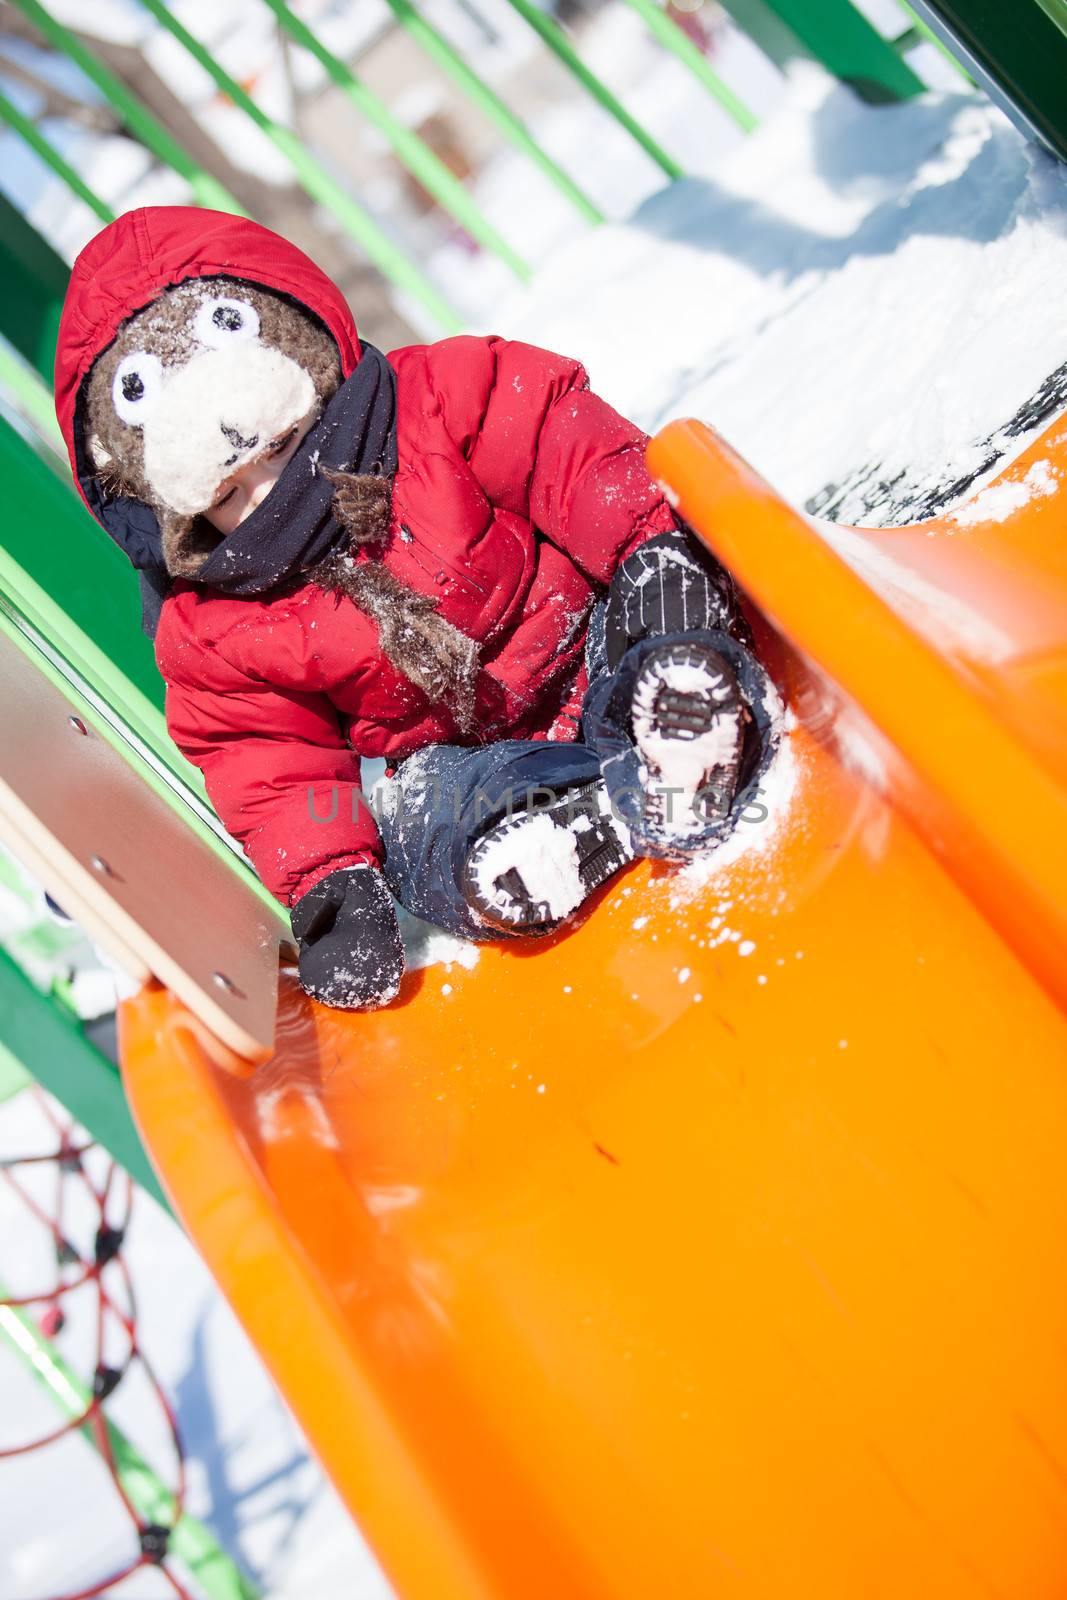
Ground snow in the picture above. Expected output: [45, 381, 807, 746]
[470, 810, 585, 922]
[631, 649, 743, 832]
[485, 71, 1067, 530]
[668, 690, 799, 903]
[402, 918, 480, 973]
[949, 456, 1059, 526]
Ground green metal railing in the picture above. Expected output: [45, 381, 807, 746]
[893, 1, 974, 81]
[0, 195, 68, 384]
[617, 0, 759, 131]
[10, 0, 240, 212]
[133, 0, 465, 329]
[7, 0, 466, 333]
[1, 0, 957, 350]
[0, 1036, 30, 1104]
[0, 85, 114, 224]
[381, 0, 604, 224]
[499, 0, 684, 177]
[717, 0, 924, 100]
[264, 0, 531, 281]
[908, 0, 1067, 159]
[0, 336, 64, 449]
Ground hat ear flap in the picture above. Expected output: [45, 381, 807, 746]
[160, 509, 223, 579]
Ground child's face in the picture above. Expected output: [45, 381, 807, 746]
[203, 402, 318, 534]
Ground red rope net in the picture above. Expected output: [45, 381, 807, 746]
[0, 1089, 195, 1599]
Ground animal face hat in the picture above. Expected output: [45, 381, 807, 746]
[55, 206, 363, 578]
[56, 208, 480, 728]
[83, 278, 341, 575]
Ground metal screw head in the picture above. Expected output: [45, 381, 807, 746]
[68, 715, 89, 736]
[90, 855, 113, 877]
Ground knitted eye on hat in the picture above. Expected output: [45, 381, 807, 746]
[82, 277, 343, 578]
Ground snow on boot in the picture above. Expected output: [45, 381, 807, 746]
[462, 780, 633, 934]
[631, 642, 746, 846]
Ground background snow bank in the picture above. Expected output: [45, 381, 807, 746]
[486, 69, 1067, 527]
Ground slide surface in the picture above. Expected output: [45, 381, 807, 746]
[119, 417, 1067, 1600]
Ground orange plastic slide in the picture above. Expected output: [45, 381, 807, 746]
[119, 416, 1067, 1600]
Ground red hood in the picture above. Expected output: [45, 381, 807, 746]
[55, 206, 362, 520]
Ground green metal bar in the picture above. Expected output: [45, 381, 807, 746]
[723, 0, 926, 101]
[0, 944, 168, 1206]
[0, 414, 166, 716]
[890, 23, 923, 52]
[0, 1280, 260, 1598]
[133, 0, 462, 332]
[0, 1038, 30, 1104]
[0, 336, 67, 452]
[1033, 0, 1067, 42]
[0, 86, 115, 223]
[0, 193, 69, 382]
[909, 0, 1067, 159]
[381, 0, 603, 225]
[10, 0, 243, 213]
[500, 0, 685, 178]
[893, 0, 973, 79]
[616, 0, 759, 132]
[263, 0, 531, 281]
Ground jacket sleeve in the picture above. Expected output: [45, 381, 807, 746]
[156, 597, 382, 909]
[413, 334, 679, 584]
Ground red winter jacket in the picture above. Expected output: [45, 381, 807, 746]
[56, 208, 678, 907]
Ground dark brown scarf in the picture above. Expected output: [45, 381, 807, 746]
[309, 470, 480, 735]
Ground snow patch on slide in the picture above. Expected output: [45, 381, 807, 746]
[949, 458, 1059, 527]
[669, 687, 800, 904]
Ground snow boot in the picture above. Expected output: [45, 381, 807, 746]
[631, 641, 747, 847]
[461, 780, 633, 934]
[604, 530, 747, 670]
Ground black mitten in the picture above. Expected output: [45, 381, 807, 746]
[604, 530, 745, 670]
[291, 865, 404, 1010]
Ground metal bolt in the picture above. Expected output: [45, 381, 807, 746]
[68, 715, 89, 736]
[90, 855, 113, 877]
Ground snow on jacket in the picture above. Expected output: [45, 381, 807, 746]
[56, 208, 678, 907]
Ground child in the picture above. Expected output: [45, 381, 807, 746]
[55, 208, 775, 1011]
